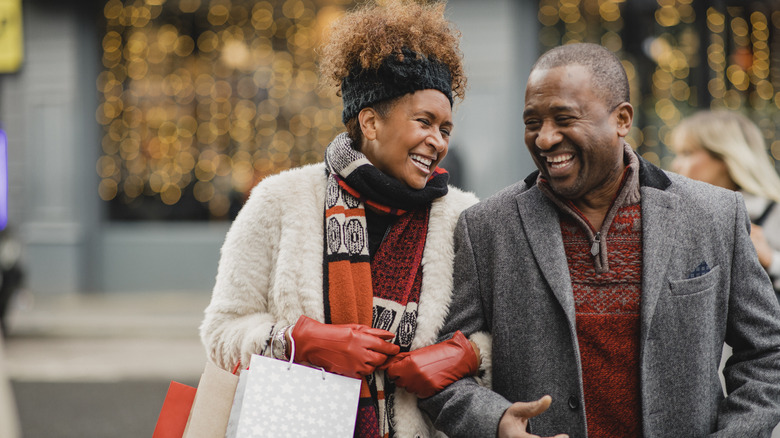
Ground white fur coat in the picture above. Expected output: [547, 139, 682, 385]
[200, 162, 485, 437]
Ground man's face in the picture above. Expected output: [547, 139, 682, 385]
[523, 65, 631, 203]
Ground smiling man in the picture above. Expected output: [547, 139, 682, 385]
[419, 43, 780, 438]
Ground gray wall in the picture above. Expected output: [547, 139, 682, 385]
[448, 0, 538, 199]
[2, 1, 101, 294]
[97, 223, 229, 293]
[0, 0, 539, 294]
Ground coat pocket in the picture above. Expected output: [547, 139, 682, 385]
[669, 265, 720, 296]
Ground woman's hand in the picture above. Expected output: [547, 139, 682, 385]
[381, 330, 479, 398]
[750, 224, 774, 269]
[290, 315, 400, 378]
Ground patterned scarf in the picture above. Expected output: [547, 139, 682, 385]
[323, 133, 448, 437]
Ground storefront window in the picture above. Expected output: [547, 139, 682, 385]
[537, 0, 780, 170]
[97, 0, 352, 220]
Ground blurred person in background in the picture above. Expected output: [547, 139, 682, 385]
[0, 328, 21, 438]
[200, 1, 487, 436]
[0, 128, 23, 337]
[0, 228, 24, 337]
[670, 110, 780, 301]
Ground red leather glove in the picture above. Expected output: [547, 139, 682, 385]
[381, 330, 479, 398]
[290, 315, 401, 378]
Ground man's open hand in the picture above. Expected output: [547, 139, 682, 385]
[497, 395, 568, 438]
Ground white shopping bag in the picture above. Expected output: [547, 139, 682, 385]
[225, 353, 362, 438]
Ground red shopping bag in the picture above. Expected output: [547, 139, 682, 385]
[152, 381, 197, 438]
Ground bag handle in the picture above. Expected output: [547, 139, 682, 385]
[287, 330, 326, 380]
[287, 331, 296, 370]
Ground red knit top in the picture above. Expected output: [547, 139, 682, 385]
[560, 203, 643, 437]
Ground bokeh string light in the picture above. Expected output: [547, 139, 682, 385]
[537, 0, 780, 170]
[97, 0, 352, 220]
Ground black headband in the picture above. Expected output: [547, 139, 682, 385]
[340, 48, 453, 124]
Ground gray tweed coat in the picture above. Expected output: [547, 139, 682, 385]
[420, 156, 780, 437]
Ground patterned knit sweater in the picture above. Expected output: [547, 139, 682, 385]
[561, 203, 642, 437]
[539, 142, 643, 437]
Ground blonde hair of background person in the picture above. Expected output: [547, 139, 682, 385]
[670, 110, 780, 294]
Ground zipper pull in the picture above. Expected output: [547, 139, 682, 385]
[590, 232, 601, 256]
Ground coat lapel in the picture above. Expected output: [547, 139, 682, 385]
[638, 186, 678, 340]
[516, 187, 577, 324]
[516, 157, 678, 343]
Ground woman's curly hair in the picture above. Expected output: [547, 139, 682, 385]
[319, 0, 466, 103]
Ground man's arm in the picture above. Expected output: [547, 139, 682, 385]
[718, 193, 780, 435]
[418, 211, 513, 437]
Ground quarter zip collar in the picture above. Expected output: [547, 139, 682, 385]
[538, 141, 641, 273]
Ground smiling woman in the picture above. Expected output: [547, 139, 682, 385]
[360, 90, 453, 189]
[199, 1, 485, 437]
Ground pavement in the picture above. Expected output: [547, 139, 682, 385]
[2, 289, 211, 438]
[2, 289, 779, 437]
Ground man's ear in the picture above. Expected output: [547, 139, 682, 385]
[358, 107, 379, 141]
[615, 102, 633, 137]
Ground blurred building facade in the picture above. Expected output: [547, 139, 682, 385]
[3, 0, 780, 296]
[0, 0, 537, 295]
[533, 0, 780, 171]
